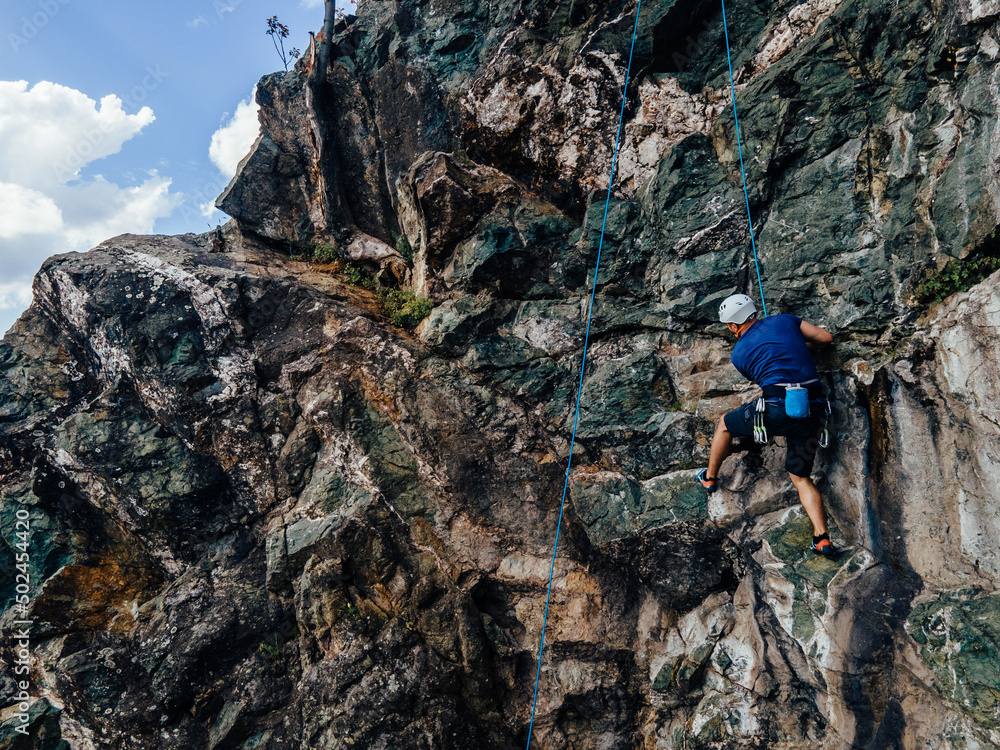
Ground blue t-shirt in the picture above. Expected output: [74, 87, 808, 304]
[731, 314, 818, 386]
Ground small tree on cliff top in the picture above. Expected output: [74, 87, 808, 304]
[266, 16, 301, 70]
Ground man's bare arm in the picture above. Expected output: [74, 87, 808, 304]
[800, 320, 833, 350]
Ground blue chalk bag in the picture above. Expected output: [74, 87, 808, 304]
[784, 385, 810, 419]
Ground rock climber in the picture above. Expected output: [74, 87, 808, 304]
[696, 294, 836, 556]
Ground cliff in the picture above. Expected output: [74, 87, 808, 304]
[3, 0, 1000, 748]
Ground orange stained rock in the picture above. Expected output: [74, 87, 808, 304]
[32, 557, 162, 634]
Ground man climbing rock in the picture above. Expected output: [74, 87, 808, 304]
[696, 294, 836, 556]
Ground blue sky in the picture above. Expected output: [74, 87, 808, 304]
[0, 0, 329, 335]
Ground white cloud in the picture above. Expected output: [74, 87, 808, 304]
[0, 282, 33, 312]
[187, 16, 209, 29]
[0, 182, 63, 238]
[0, 80, 155, 188]
[0, 80, 180, 337]
[50, 174, 178, 250]
[300, 0, 324, 7]
[208, 90, 261, 181]
[201, 200, 222, 218]
[0, 281, 33, 336]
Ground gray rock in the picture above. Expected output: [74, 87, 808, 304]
[7, 0, 1000, 747]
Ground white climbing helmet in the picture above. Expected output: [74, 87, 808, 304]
[719, 294, 757, 324]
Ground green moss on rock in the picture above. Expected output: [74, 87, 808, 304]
[907, 590, 1000, 728]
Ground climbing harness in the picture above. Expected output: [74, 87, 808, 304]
[753, 381, 832, 448]
[523, 2, 643, 748]
[721, 0, 768, 317]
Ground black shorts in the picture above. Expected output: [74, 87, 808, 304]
[724, 399, 824, 477]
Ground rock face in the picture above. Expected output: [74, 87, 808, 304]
[4, 0, 1000, 748]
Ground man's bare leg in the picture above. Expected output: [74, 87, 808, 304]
[707, 415, 734, 479]
[788, 472, 828, 536]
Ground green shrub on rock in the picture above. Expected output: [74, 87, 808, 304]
[341, 262, 374, 287]
[913, 254, 1000, 304]
[312, 243, 339, 264]
[913, 229, 1000, 304]
[394, 233, 414, 261]
[382, 289, 433, 328]
[285, 240, 431, 327]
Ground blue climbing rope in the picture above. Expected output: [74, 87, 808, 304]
[523, 2, 642, 748]
[720, 0, 768, 316]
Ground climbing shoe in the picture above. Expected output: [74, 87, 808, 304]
[695, 469, 718, 493]
[811, 533, 835, 557]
